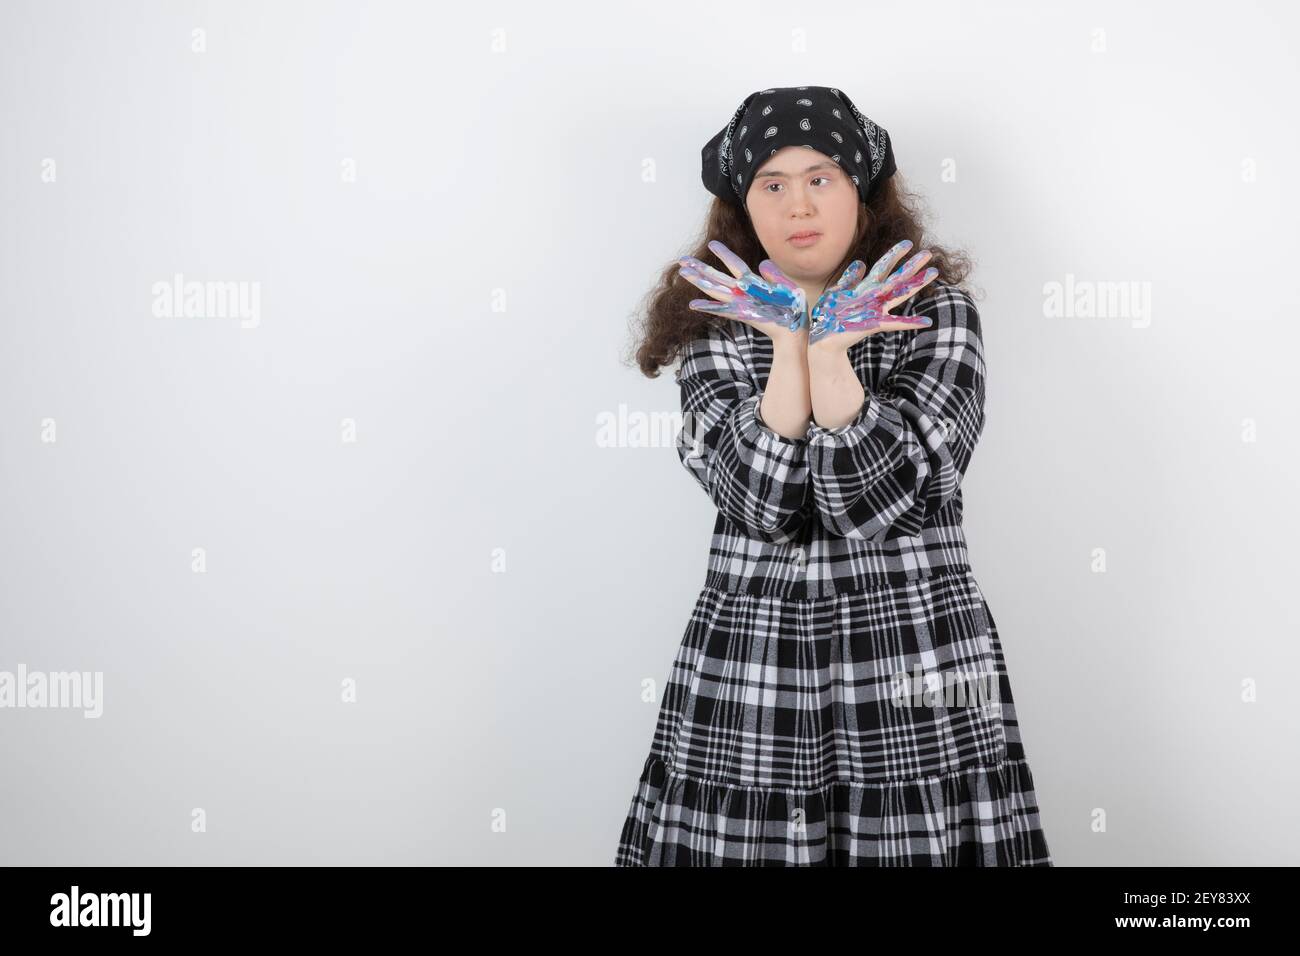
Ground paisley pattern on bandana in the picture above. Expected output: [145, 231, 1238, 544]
[701, 86, 897, 208]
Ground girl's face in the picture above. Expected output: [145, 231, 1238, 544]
[743, 146, 860, 305]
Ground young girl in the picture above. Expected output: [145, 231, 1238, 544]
[615, 86, 1053, 866]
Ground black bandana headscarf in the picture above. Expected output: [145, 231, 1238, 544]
[700, 85, 896, 210]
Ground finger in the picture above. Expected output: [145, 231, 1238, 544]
[882, 266, 940, 313]
[863, 239, 914, 286]
[881, 250, 933, 292]
[707, 239, 758, 280]
[687, 298, 739, 316]
[824, 259, 866, 298]
[757, 258, 798, 290]
[874, 317, 935, 335]
[877, 314, 925, 333]
[678, 265, 738, 302]
[679, 256, 746, 294]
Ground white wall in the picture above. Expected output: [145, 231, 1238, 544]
[1, 0, 1296, 865]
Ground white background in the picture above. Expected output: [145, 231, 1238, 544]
[1, 0, 1297, 865]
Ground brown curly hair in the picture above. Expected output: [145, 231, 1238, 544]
[624, 171, 980, 378]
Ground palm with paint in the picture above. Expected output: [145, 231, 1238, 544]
[676, 240, 807, 339]
[808, 239, 939, 349]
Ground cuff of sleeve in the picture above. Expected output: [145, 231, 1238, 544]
[806, 391, 881, 443]
[748, 394, 809, 448]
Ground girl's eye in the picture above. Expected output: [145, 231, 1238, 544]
[765, 176, 832, 193]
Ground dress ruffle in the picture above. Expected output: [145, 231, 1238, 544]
[616, 751, 1053, 867]
[615, 569, 1054, 866]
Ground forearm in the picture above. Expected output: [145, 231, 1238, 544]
[757, 337, 813, 441]
[807, 346, 865, 430]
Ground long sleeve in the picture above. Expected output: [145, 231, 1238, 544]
[805, 286, 986, 542]
[675, 322, 812, 545]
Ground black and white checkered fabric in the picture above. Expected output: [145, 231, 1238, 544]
[615, 283, 1053, 866]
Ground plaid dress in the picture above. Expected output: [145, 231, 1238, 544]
[615, 282, 1053, 866]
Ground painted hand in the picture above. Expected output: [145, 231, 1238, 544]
[677, 240, 807, 334]
[808, 239, 939, 347]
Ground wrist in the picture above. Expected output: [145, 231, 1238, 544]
[806, 340, 851, 370]
[771, 332, 809, 359]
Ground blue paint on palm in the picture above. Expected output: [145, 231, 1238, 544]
[743, 277, 799, 309]
[738, 275, 805, 330]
